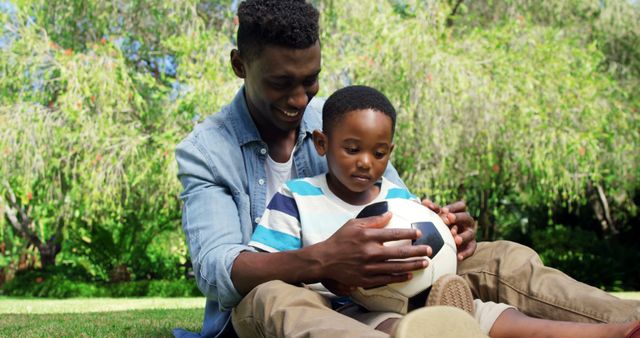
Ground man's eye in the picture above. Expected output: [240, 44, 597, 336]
[268, 81, 289, 90]
[272, 84, 288, 90]
[303, 77, 318, 87]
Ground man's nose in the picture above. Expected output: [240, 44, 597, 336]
[287, 85, 309, 110]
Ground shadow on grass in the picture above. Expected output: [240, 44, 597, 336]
[0, 308, 203, 337]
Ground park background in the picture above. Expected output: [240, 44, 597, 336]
[1, 0, 639, 336]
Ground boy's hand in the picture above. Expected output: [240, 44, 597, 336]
[315, 212, 432, 290]
[422, 199, 477, 261]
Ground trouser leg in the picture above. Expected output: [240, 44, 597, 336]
[457, 240, 640, 323]
[231, 280, 387, 338]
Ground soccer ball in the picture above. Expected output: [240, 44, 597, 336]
[350, 199, 457, 314]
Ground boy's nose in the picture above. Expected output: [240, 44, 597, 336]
[357, 155, 372, 169]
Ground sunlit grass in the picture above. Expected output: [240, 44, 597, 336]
[610, 292, 640, 300]
[0, 308, 204, 338]
[0, 297, 206, 314]
[0, 297, 206, 337]
[0, 294, 637, 337]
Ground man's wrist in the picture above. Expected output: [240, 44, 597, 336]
[294, 242, 328, 283]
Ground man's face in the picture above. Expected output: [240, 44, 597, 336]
[233, 42, 321, 134]
[314, 109, 394, 205]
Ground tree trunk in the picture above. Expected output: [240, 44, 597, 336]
[479, 189, 494, 240]
[3, 182, 63, 269]
[37, 241, 62, 267]
[587, 181, 618, 235]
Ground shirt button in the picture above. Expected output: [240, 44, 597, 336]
[260, 148, 267, 155]
[254, 217, 261, 223]
[258, 178, 265, 185]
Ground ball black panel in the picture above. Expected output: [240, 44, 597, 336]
[356, 201, 389, 218]
[411, 222, 444, 256]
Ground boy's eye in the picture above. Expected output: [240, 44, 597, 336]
[374, 151, 386, 159]
[345, 147, 359, 154]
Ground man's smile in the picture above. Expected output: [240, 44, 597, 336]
[275, 106, 301, 118]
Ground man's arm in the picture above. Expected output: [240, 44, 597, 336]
[231, 212, 432, 295]
[176, 138, 251, 309]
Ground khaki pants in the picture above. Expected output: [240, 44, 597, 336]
[459, 240, 640, 323]
[232, 240, 640, 337]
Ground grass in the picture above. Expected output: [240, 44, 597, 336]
[0, 308, 204, 337]
[0, 293, 637, 337]
[0, 297, 206, 314]
[0, 297, 206, 337]
[610, 292, 640, 300]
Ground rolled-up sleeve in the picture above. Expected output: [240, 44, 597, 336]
[176, 137, 256, 310]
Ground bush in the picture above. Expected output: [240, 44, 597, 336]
[531, 224, 640, 291]
[1, 268, 200, 298]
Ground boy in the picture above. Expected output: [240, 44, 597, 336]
[249, 85, 640, 338]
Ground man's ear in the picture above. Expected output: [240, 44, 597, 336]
[230, 49, 246, 78]
[312, 130, 328, 156]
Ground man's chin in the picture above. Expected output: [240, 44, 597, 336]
[273, 115, 304, 131]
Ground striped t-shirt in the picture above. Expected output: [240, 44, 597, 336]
[249, 174, 418, 253]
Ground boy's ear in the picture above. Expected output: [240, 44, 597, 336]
[312, 130, 328, 156]
[389, 143, 395, 155]
[230, 49, 246, 78]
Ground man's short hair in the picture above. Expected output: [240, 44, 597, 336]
[322, 85, 397, 136]
[237, 0, 320, 61]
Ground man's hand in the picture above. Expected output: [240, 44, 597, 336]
[422, 199, 477, 261]
[321, 279, 355, 296]
[314, 212, 432, 290]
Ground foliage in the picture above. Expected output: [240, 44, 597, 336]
[1, 1, 190, 280]
[2, 266, 200, 297]
[531, 224, 640, 291]
[1, 0, 639, 291]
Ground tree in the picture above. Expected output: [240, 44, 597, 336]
[0, 1, 202, 278]
[2, 0, 638, 290]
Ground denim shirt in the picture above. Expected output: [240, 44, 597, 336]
[174, 87, 405, 337]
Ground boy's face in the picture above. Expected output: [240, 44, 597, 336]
[313, 109, 394, 205]
[231, 42, 321, 134]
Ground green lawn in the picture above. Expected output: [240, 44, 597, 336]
[0, 297, 206, 314]
[0, 297, 206, 337]
[0, 293, 638, 337]
[610, 292, 640, 300]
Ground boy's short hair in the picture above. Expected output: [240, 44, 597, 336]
[237, 0, 320, 62]
[322, 85, 397, 136]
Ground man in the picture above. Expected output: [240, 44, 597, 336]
[174, 1, 640, 337]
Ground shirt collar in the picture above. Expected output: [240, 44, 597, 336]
[230, 86, 315, 147]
